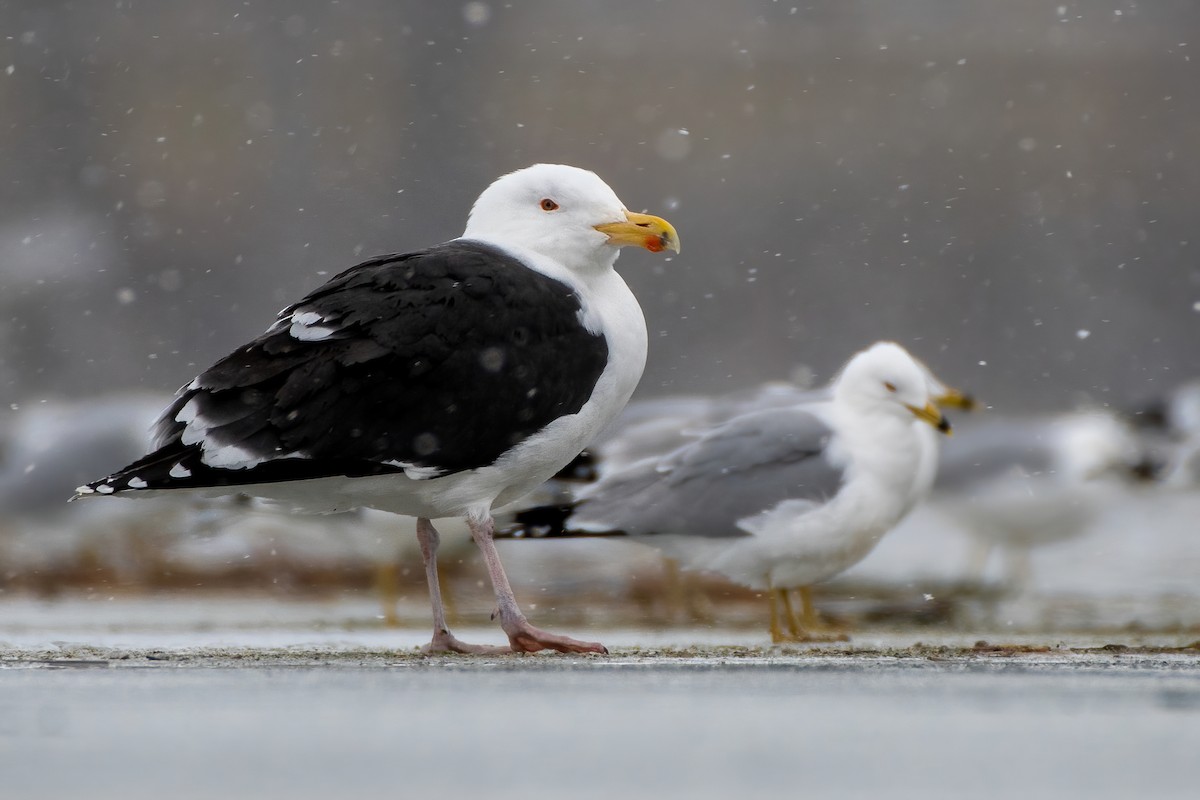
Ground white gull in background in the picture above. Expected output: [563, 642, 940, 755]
[510, 342, 956, 642]
[928, 409, 1151, 588]
[75, 163, 679, 654]
[0, 394, 189, 584]
[1128, 379, 1200, 487]
[2, 394, 169, 517]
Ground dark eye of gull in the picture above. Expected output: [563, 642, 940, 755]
[540, 198, 559, 211]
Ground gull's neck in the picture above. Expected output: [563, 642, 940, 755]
[463, 234, 620, 284]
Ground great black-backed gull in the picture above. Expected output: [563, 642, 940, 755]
[508, 342, 955, 643]
[76, 163, 679, 654]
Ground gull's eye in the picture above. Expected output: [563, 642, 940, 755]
[884, 381, 897, 393]
[540, 198, 559, 212]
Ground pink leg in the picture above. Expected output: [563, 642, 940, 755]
[468, 515, 607, 654]
[416, 517, 508, 655]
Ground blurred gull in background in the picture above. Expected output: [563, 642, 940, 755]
[1128, 379, 1200, 488]
[929, 409, 1151, 589]
[0, 394, 192, 589]
[0, 394, 168, 517]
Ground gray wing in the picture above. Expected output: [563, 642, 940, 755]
[721, 383, 830, 418]
[589, 381, 830, 474]
[592, 397, 717, 473]
[571, 405, 845, 539]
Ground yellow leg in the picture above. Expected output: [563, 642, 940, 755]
[802, 586, 849, 641]
[373, 562, 401, 627]
[767, 585, 849, 643]
[799, 586, 819, 631]
[660, 557, 716, 624]
[780, 589, 803, 639]
[768, 587, 786, 644]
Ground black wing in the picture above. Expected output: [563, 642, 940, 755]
[86, 241, 609, 493]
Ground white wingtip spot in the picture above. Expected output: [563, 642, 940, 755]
[382, 459, 444, 481]
[290, 323, 339, 341]
[200, 443, 264, 469]
[169, 463, 192, 479]
[175, 397, 201, 425]
[96, 484, 115, 495]
[289, 310, 340, 342]
[127, 477, 148, 489]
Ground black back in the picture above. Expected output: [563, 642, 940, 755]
[90, 241, 610, 493]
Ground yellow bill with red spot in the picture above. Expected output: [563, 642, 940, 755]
[595, 211, 680, 254]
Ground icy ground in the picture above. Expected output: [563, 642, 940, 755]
[1, 610, 1197, 800]
[1, 476, 1198, 798]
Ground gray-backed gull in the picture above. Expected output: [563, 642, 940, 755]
[509, 342, 955, 643]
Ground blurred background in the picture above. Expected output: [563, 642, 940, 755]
[4, 0, 1198, 406]
[0, 1, 1197, 635]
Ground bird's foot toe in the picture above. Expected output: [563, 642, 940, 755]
[772, 630, 850, 645]
[504, 620, 608, 655]
[421, 629, 511, 655]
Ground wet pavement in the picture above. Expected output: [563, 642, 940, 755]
[4, 652, 1200, 799]
[1, 597, 1198, 799]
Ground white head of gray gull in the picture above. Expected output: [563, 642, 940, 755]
[510, 341, 956, 643]
[75, 163, 680, 655]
